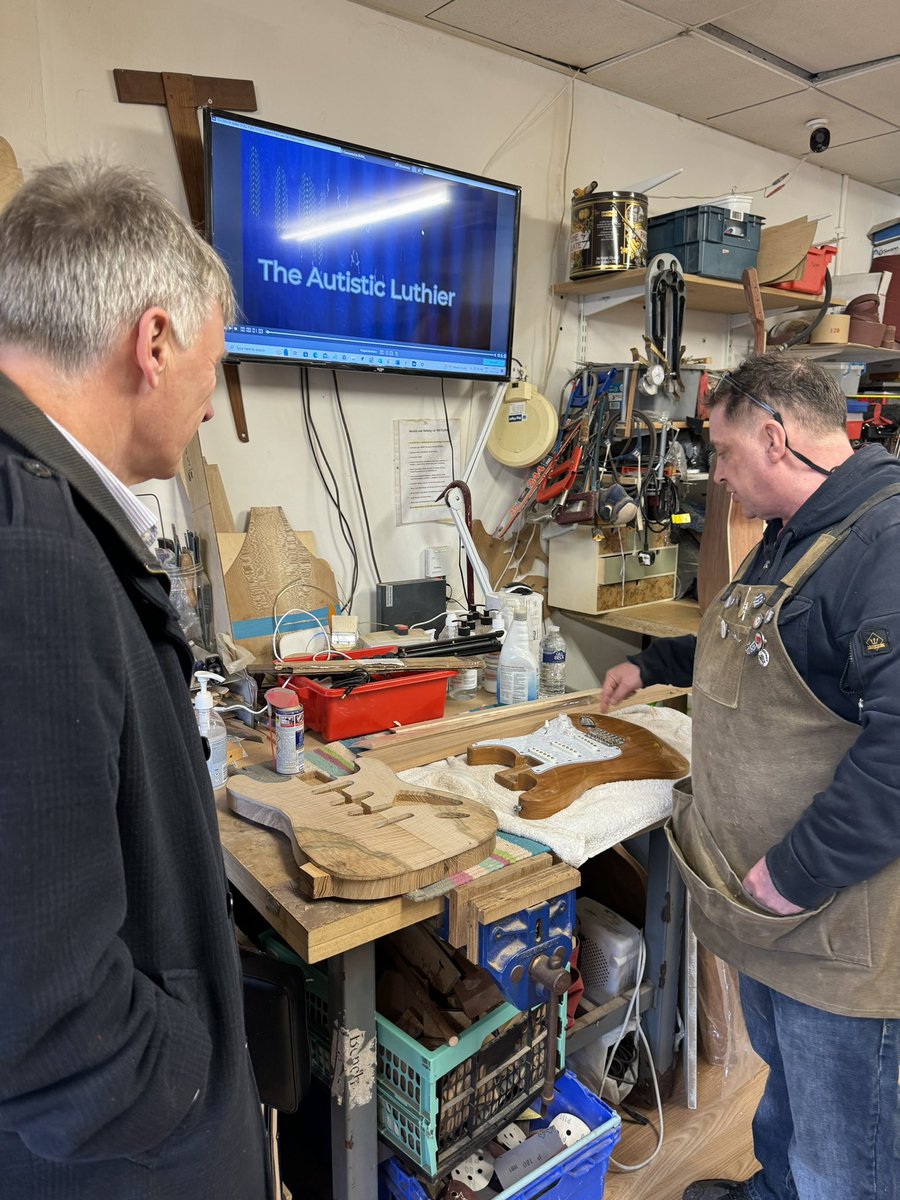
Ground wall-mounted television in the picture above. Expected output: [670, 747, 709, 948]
[203, 109, 521, 381]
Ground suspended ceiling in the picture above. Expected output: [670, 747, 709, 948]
[351, 0, 900, 194]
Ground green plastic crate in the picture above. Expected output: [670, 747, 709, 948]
[274, 943, 565, 1178]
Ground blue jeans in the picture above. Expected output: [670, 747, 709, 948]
[739, 975, 899, 1200]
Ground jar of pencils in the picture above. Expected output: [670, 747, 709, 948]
[169, 557, 213, 650]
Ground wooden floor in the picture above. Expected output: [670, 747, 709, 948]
[603, 1058, 767, 1200]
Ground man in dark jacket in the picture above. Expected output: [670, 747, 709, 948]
[600, 354, 899, 1200]
[0, 162, 268, 1199]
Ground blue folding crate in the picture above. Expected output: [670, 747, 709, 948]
[379, 1070, 621, 1200]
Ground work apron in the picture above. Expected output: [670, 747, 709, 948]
[667, 486, 900, 1017]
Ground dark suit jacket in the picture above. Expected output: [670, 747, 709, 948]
[0, 373, 268, 1198]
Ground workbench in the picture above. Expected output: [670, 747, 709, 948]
[216, 684, 690, 1200]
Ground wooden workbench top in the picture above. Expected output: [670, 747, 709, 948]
[216, 684, 690, 962]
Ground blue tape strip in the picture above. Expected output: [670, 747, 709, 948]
[232, 607, 330, 640]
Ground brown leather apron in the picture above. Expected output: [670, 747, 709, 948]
[668, 486, 900, 1017]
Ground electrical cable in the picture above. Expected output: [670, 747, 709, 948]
[540, 73, 578, 396]
[653, 154, 810, 201]
[299, 368, 359, 609]
[594, 939, 666, 1172]
[332, 370, 383, 585]
[440, 378, 468, 602]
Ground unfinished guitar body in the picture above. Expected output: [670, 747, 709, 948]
[226, 757, 497, 899]
[467, 712, 688, 820]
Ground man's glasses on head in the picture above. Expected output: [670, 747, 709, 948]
[711, 373, 834, 479]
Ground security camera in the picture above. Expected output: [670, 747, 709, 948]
[806, 118, 831, 154]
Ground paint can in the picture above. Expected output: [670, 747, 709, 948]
[265, 687, 305, 775]
[569, 191, 648, 277]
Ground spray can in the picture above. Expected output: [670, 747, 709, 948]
[265, 687, 305, 775]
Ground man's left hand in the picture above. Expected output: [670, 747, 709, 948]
[741, 857, 805, 915]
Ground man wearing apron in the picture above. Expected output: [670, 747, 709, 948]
[600, 354, 899, 1200]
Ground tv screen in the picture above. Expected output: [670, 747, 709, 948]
[204, 109, 521, 380]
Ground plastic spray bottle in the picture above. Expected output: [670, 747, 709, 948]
[496, 608, 537, 705]
[194, 670, 228, 789]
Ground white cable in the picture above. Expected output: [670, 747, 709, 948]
[482, 76, 574, 176]
[215, 702, 269, 715]
[593, 938, 665, 1172]
[540, 74, 577, 397]
[408, 606, 465, 631]
[272, 608, 331, 663]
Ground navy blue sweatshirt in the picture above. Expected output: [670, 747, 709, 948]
[631, 443, 900, 909]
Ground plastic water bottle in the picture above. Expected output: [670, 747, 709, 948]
[497, 609, 538, 705]
[193, 670, 228, 789]
[539, 624, 568, 698]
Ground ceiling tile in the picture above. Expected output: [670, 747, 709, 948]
[820, 63, 900, 129]
[431, 0, 681, 69]
[713, 0, 900, 73]
[626, 0, 756, 27]
[349, 0, 445, 16]
[811, 131, 900, 184]
[708, 90, 897, 158]
[586, 33, 802, 121]
[876, 179, 900, 195]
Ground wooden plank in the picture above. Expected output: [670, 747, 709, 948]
[446, 853, 554, 947]
[180, 434, 232, 641]
[223, 506, 338, 655]
[113, 68, 256, 110]
[161, 71, 206, 228]
[469, 863, 581, 930]
[564, 601, 700, 639]
[552, 269, 837, 314]
[203, 460, 236, 534]
[390, 925, 462, 995]
[697, 481, 763, 613]
[223, 362, 250, 443]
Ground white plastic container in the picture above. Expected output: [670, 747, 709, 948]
[576, 897, 642, 1004]
[497, 609, 537, 705]
[193, 670, 228, 789]
[709, 193, 753, 218]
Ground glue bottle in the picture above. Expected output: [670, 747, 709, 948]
[194, 670, 228, 789]
[497, 608, 537, 705]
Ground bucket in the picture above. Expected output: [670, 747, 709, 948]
[570, 190, 648, 278]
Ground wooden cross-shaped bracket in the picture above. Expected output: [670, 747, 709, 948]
[114, 68, 256, 443]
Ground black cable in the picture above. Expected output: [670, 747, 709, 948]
[779, 268, 833, 350]
[299, 368, 359, 610]
[332, 371, 384, 585]
[441, 378, 468, 605]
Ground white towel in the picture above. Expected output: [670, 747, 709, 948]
[398, 704, 691, 868]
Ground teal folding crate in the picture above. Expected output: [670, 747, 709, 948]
[277, 944, 565, 1177]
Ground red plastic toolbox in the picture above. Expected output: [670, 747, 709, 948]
[280, 650, 454, 740]
[772, 244, 837, 295]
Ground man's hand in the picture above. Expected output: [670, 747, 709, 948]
[598, 661, 643, 713]
[741, 856, 805, 915]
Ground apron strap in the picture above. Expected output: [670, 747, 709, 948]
[779, 482, 900, 597]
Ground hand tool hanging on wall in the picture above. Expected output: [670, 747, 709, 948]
[634, 253, 685, 398]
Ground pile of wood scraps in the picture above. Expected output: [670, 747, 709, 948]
[377, 924, 505, 1049]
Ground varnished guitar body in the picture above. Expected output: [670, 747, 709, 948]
[466, 711, 688, 820]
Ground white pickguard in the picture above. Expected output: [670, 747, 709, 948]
[468, 713, 624, 777]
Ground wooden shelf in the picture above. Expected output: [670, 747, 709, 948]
[562, 598, 701, 639]
[553, 271, 838, 315]
[782, 342, 900, 365]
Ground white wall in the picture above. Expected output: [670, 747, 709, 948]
[3, 0, 898, 673]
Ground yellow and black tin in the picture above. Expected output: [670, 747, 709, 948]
[569, 190, 648, 277]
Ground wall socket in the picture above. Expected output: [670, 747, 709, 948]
[422, 545, 453, 579]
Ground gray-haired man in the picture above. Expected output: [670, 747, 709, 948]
[0, 161, 268, 1199]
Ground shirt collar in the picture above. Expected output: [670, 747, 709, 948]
[46, 418, 158, 550]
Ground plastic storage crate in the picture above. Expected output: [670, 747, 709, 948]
[294, 954, 566, 1177]
[283, 649, 453, 739]
[379, 1070, 621, 1200]
[648, 204, 764, 281]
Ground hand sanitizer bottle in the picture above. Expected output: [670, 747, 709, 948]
[193, 670, 228, 789]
